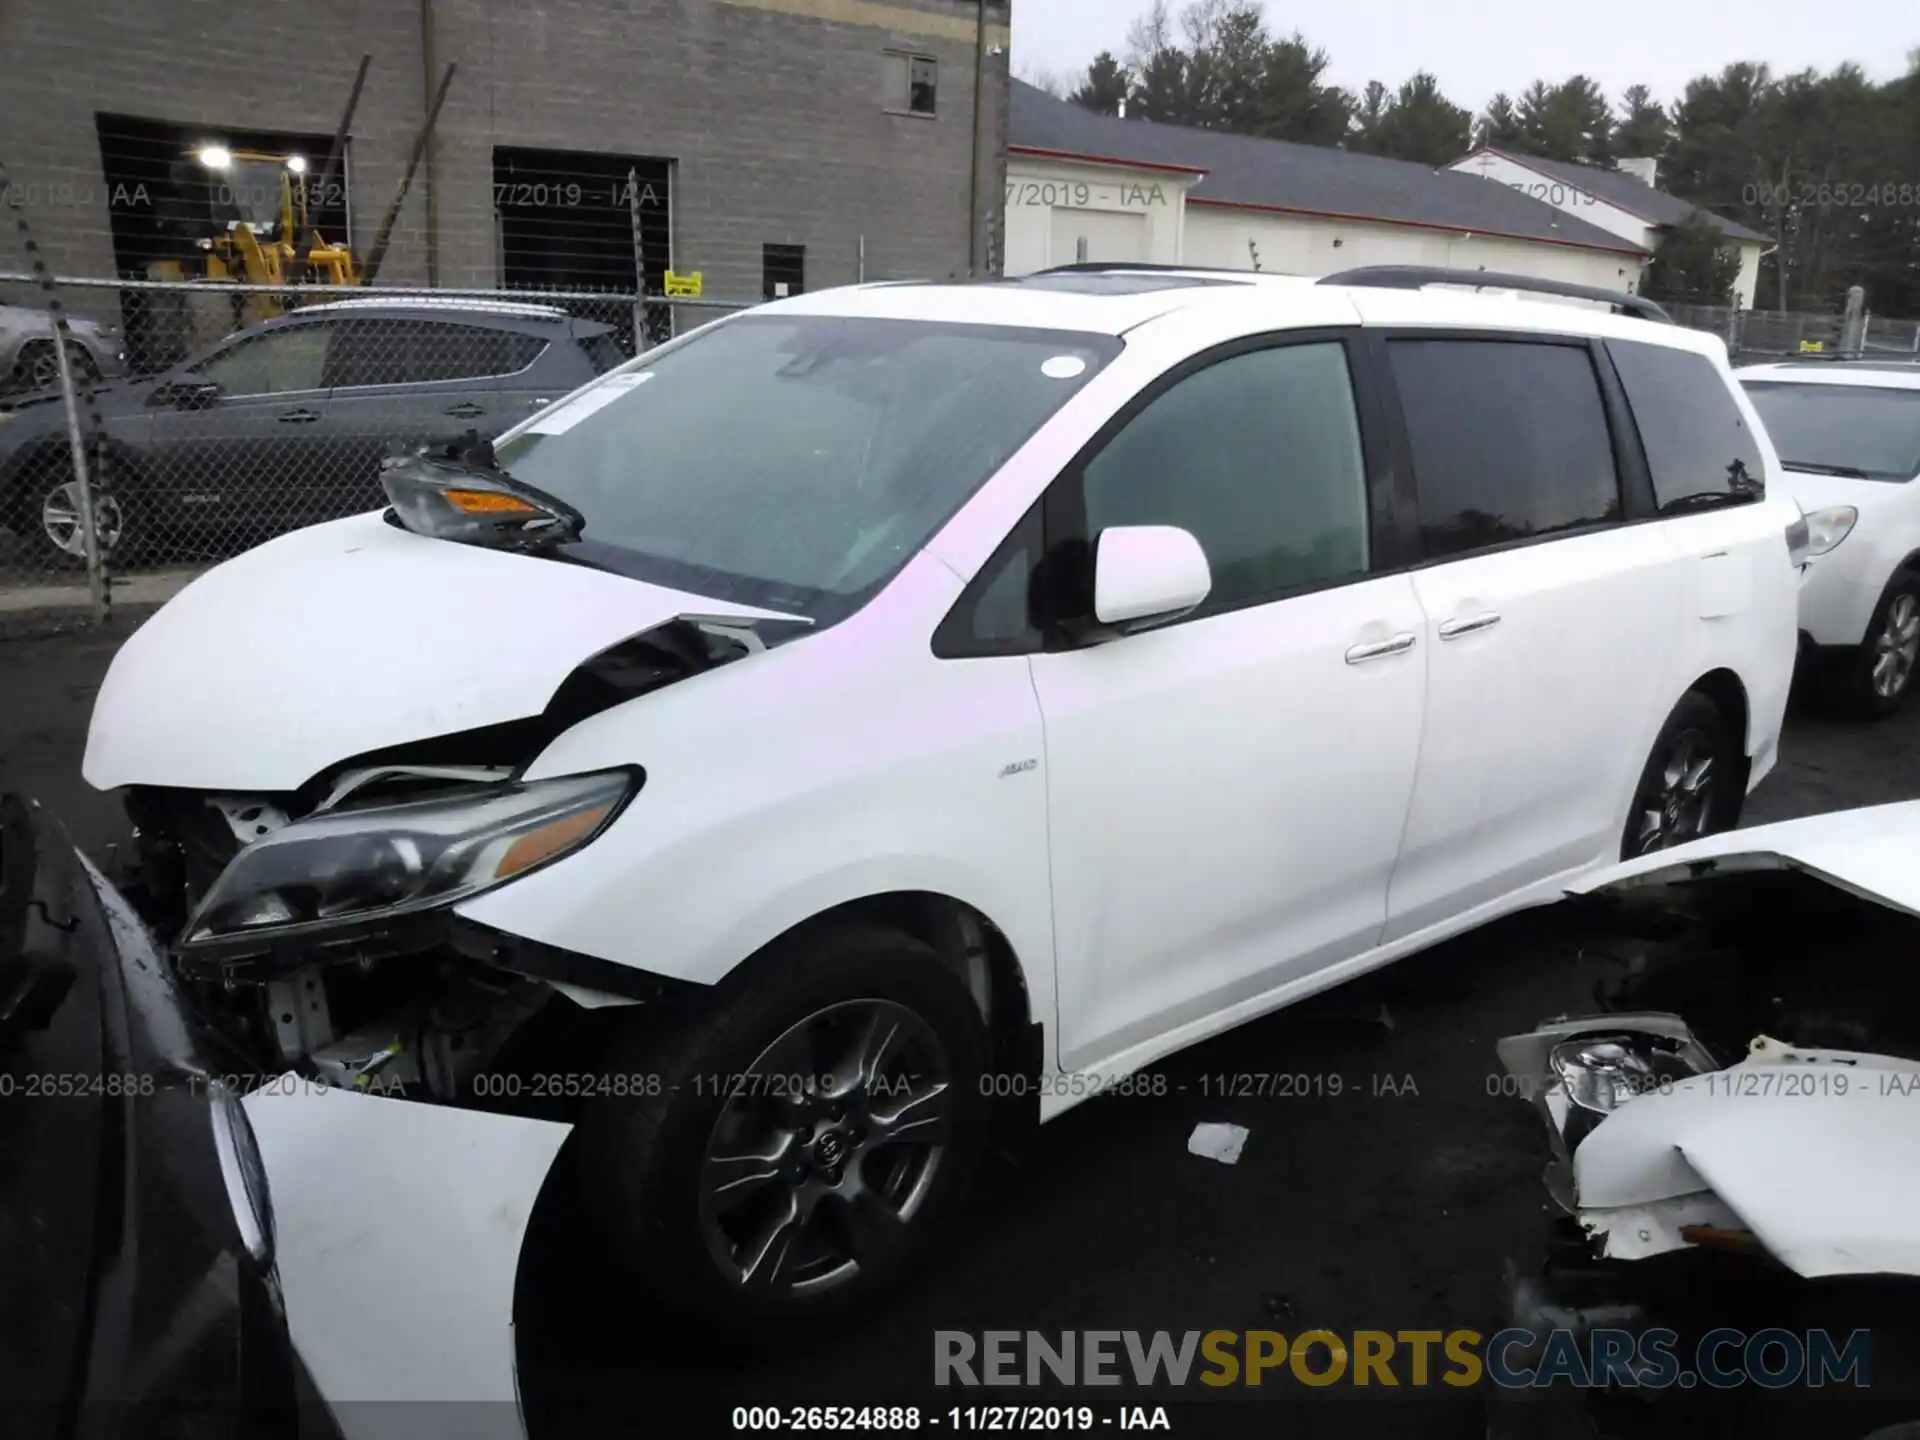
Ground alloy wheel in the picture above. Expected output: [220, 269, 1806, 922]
[1871, 592, 1920, 702]
[1629, 728, 1719, 856]
[697, 999, 953, 1298]
[25, 346, 61, 390]
[40, 480, 123, 558]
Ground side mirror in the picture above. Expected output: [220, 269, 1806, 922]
[1092, 525, 1212, 628]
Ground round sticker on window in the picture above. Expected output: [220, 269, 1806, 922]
[1041, 355, 1088, 380]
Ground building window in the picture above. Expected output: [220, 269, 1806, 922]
[763, 243, 805, 301]
[884, 51, 937, 116]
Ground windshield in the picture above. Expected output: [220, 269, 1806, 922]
[1742, 381, 1920, 482]
[493, 315, 1120, 620]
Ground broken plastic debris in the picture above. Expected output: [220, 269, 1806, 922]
[1188, 1122, 1249, 1165]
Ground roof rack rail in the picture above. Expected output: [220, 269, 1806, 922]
[1317, 266, 1672, 323]
[1031, 262, 1258, 278]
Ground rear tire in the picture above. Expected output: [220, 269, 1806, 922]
[1830, 574, 1920, 721]
[1621, 691, 1742, 860]
[574, 921, 991, 1345]
[9, 337, 99, 394]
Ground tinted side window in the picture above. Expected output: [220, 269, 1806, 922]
[1390, 339, 1622, 562]
[933, 502, 1044, 657]
[409, 322, 545, 382]
[192, 324, 332, 395]
[1080, 341, 1370, 610]
[322, 319, 410, 387]
[580, 331, 629, 374]
[323, 319, 546, 387]
[1610, 340, 1764, 509]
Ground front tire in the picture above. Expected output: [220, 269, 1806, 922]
[1621, 691, 1741, 859]
[575, 922, 991, 1343]
[1831, 575, 1920, 721]
[8, 444, 137, 569]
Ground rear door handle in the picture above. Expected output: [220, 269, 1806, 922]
[1438, 612, 1502, 640]
[276, 408, 322, 424]
[443, 403, 486, 419]
[1345, 633, 1418, 665]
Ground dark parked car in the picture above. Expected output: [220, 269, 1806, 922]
[0, 790, 340, 1438]
[0, 298, 627, 565]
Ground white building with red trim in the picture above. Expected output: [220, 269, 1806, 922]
[1447, 148, 1771, 307]
[1005, 82, 1651, 295]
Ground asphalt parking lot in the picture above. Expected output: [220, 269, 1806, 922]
[6, 619, 1920, 1437]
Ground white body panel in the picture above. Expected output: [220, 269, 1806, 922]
[457, 558, 1063, 1070]
[1387, 527, 1685, 938]
[244, 1080, 567, 1437]
[1573, 1043, 1920, 1278]
[1574, 797, 1920, 919]
[1034, 575, 1426, 1071]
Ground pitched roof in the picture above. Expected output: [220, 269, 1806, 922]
[1008, 81, 1650, 257]
[1465, 148, 1772, 244]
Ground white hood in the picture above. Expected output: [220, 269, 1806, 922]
[1571, 800, 1920, 920]
[84, 512, 790, 793]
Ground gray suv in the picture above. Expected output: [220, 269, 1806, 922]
[0, 298, 625, 565]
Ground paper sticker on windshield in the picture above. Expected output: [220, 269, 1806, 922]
[1041, 355, 1088, 380]
[526, 372, 653, 435]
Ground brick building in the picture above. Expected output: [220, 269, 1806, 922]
[0, 0, 1012, 310]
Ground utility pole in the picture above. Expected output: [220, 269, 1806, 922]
[967, 0, 992, 275]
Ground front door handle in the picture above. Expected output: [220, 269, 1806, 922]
[1438, 612, 1502, 640]
[1345, 632, 1418, 665]
[444, 402, 486, 419]
[276, 408, 322, 424]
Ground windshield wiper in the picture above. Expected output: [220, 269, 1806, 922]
[380, 431, 586, 552]
[1782, 462, 1873, 479]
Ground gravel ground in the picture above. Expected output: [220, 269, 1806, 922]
[6, 621, 1920, 1438]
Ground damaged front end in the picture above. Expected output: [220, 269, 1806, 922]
[110, 608, 797, 1105]
[120, 764, 644, 1104]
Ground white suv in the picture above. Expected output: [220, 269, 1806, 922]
[82, 266, 1801, 1336]
[1739, 360, 1920, 717]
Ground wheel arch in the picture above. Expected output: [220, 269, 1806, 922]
[738, 890, 1044, 1151]
[1687, 666, 1752, 759]
[1676, 667, 1754, 808]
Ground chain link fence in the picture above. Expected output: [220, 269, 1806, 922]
[0, 276, 756, 636]
[1666, 302, 1920, 362]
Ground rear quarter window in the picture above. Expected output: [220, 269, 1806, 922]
[580, 331, 629, 375]
[1609, 339, 1765, 511]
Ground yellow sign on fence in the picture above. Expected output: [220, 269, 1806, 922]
[664, 270, 704, 298]
[1799, 339, 1825, 353]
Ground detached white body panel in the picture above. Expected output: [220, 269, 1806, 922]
[1574, 1043, 1920, 1278]
[1571, 797, 1920, 919]
[1555, 805, 1920, 1279]
[244, 1081, 567, 1439]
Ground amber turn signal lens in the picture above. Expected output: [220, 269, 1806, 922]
[445, 488, 539, 516]
[496, 805, 615, 879]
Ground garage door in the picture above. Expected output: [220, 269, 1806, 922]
[1050, 208, 1150, 266]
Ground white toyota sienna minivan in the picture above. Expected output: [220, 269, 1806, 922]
[82, 266, 1803, 1338]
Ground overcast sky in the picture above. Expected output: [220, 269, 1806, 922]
[1014, 0, 1915, 114]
